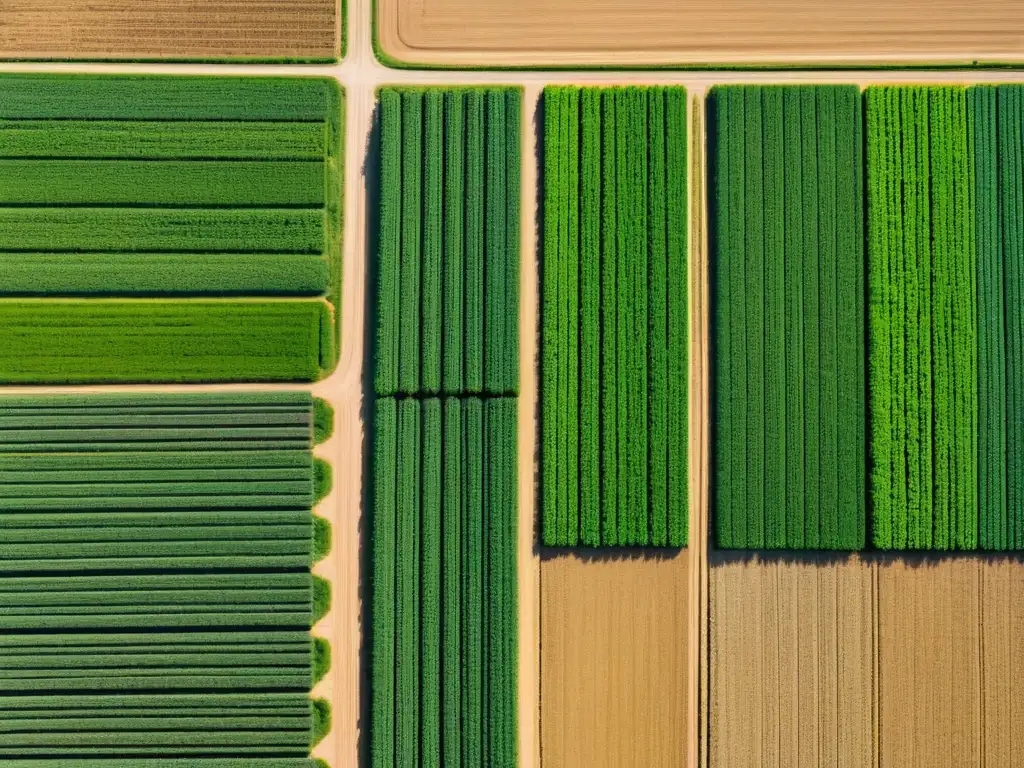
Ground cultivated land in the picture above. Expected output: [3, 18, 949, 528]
[540, 551, 689, 768]
[7, 0, 1024, 764]
[376, 0, 1024, 68]
[710, 554, 1024, 767]
[0, 0, 339, 61]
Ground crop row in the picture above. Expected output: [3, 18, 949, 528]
[710, 84, 1024, 552]
[709, 85, 866, 550]
[0, 301, 331, 384]
[868, 86, 977, 550]
[371, 397, 517, 767]
[541, 86, 689, 548]
[974, 85, 1024, 550]
[0, 74, 343, 383]
[0, 393, 331, 760]
[375, 87, 520, 397]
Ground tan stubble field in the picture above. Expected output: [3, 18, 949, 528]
[377, 0, 1024, 67]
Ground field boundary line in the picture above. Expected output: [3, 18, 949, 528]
[687, 88, 711, 768]
[518, 83, 542, 768]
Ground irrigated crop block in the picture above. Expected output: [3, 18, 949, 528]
[0, 74, 343, 383]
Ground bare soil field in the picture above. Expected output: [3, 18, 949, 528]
[0, 0, 338, 60]
[709, 554, 875, 768]
[540, 551, 689, 768]
[377, 0, 1024, 67]
[877, 557, 1024, 767]
[710, 554, 1024, 767]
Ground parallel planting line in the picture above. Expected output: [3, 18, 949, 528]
[371, 397, 518, 767]
[0, 393, 333, 764]
[541, 85, 688, 548]
[374, 86, 521, 397]
[867, 86, 977, 551]
[709, 84, 866, 551]
[0, 74, 343, 383]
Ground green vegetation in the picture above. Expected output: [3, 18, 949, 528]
[0, 74, 342, 382]
[973, 85, 1024, 550]
[709, 85, 865, 550]
[541, 85, 688, 548]
[0, 300, 329, 383]
[371, 396, 517, 766]
[375, 87, 521, 397]
[867, 86, 977, 551]
[0, 392, 329, 760]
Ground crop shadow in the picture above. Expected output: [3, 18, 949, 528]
[356, 98, 382, 768]
[532, 89, 545, 562]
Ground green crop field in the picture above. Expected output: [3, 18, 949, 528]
[709, 85, 866, 551]
[705, 84, 1024, 552]
[371, 397, 517, 767]
[374, 87, 521, 398]
[0, 74, 343, 383]
[540, 86, 688, 548]
[972, 85, 1024, 550]
[0, 393, 330, 762]
[867, 86, 978, 551]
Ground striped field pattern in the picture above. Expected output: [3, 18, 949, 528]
[371, 397, 517, 767]
[0, 74, 343, 383]
[973, 84, 1024, 550]
[375, 87, 520, 398]
[0, 392, 331, 762]
[710, 85, 866, 550]
[541, 85, 688, 548]
[867, 86, 977, 551]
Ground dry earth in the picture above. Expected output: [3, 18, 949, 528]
[377, 0, 1024, 67]
[0, 0, 339, 60]
[541, 551, 689, 768]
[710, 554, 1024, 767]
[709, 554, 875, 768]
[878, 556, 1024, 768]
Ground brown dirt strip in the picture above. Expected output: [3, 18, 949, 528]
[0, 0, 338, 60]
[877, 556, 1024, 768]
[377, 0, 1024, 67]
[540, 551, 689, 768]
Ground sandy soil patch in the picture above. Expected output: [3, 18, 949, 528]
[877, 557, 1024, 767]
[709, 554, 875, 768]
[377, 0, 1024, 67]
[540, 551, 689, 768]
[0, 0, 338, 60]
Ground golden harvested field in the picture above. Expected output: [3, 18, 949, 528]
[0, 0, 339, 60]
[540, 551, 689, 768]
[376, 0, 1024, 67]
[709, 554, 1024, 767]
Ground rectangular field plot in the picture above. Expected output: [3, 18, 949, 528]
[370, 397, 517, 767]
[709, 85, 866, 551]
[0, 75, 343, 383]
[374, 87, 520, 398]
[541, 86, 688, 548]
[376, 0, 1024, 68]
[0, 0, 339, 61]
[0, 392, 331, 765]
[541, 552, 688, 768]
[710, 554, 1024, 767]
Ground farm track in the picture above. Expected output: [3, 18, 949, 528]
[3, 0, 1024, 765]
